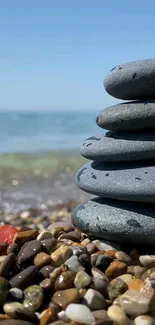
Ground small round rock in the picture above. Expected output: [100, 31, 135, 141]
[74, 271, 91, 289]
[107, 305, 127, 325]
[23, 285, 44, 312]
[65, 303, 95, 324]
[9, 288, 23, 301]
[133, 315, 155, 325]
[3, 301, 24, 317]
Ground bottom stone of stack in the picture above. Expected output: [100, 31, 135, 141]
[72, 197, 155, 244]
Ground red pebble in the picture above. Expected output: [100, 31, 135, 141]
[0, 224, 18, 244]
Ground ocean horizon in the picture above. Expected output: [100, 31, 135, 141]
[0, 111, 104, 154]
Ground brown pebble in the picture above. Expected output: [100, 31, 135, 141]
[104, 250, 116, 258]
[13, 230, 39, 246]
[115, 251, 131, 264]
[105, 261, 127, 279]
[58, 231, 81, 242]
[48, 221, 73, 232]
[17, 240, 42, 264]
[40, 306, 57, 325]
[86, 243, 96, 255]
[50, 266, 64, 284]
[7, 243, 19, 255]
[51, 245, 72, 267]
[128, 278, 144, 291]
[40, 278, 52, 290]
[40, 265, 54, 278]
[52, 288, 80, 308]
[92, 251, 106, 256]
[54, 270, 76, 291]
[34, 252, 51, 268]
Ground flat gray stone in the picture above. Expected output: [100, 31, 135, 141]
[104, 59, 155, 100]
[96, 100, 155, 132]
[76, 161, 155, 203]
[80, 132, 155, 162]
[72, 198, 155, 244]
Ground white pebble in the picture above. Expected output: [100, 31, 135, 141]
[58, 310, 70, 322]
[20, 211, 30, 219]
[133, 315, 155, 325]
[65, 303, 95, 324]
[65, 256, 84, 272]
[92, 239, 121, 251]
[139, 255, 155, 267]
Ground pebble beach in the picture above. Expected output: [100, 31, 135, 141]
[0, 220, 155, 325]
[2, 60, 155, 325]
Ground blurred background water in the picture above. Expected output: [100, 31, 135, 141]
[0, 111, 104, 153]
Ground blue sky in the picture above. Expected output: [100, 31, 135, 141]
[0, 0, 155, 110]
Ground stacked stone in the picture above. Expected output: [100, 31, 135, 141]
[72, 59, 155, 245]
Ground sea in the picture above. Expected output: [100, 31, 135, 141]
[0, 111, 104, 153]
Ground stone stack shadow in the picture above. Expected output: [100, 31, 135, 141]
[72, 59, 155, 244]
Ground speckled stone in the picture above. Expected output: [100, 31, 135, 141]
[76, 161, 155, 203]
[104, 59, 155, 100]
[23, 285, 44, 312]
[72, 198, 155, 244]
[96, 100, 155, 132]
[80, 132, 155, 162]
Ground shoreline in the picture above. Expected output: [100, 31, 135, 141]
[0, 149, 91, 214]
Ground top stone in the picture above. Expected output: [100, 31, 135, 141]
[104, 59, 155, 100]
